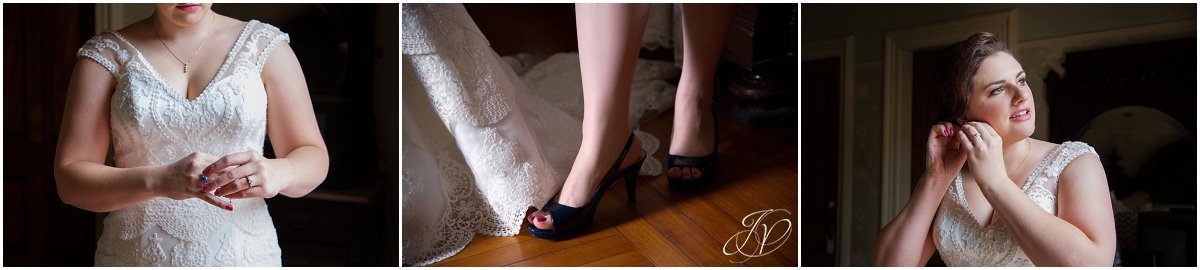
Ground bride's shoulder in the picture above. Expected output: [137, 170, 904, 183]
[1031, 139, 1095, 154]
[109, 19, 149, 39]
[1056, 140, 1098, 154]
[1043, 139, 1102, 175]
[1029, 139, 1100, 169]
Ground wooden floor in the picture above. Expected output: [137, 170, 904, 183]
[429, 90, 798, 266]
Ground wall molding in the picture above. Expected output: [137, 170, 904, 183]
[802, 35, 855, 266]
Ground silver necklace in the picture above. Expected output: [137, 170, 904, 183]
[1008, 139, 1032, 177]
[152, 11, 215, 73]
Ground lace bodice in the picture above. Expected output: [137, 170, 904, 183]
[932, 141, 1099, 266]
[78, 20, 289, 266]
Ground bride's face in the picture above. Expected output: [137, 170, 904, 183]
[960, 52, 1035, 145]
[155, 3, 214, 26]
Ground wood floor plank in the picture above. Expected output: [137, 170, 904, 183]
[616, 216, 697, 266]
[707, 151, 798, 214]
[701, 166, 799, 266]
[430, 233, 530, 265]
[580, 250, 655, 266]
[509, 234, 635, 266]
[433, 225, 620, 266]
[643, 171, 797, 266]
[634, 89, 797, 266]
[594, 171, 743, 266]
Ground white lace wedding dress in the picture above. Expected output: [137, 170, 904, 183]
[77, 20, 288, 266]
[402, 4, 679, 266]
[932, 141, 1099, 266]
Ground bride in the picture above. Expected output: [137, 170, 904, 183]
[871, 32, 1116, 266]
[55, 3, 328, 266]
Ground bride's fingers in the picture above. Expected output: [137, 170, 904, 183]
[981, 122, 1001, 140]
[957, 129, 974, 152]
[962, 124, 984, 145]
[215, 173, 257, 197]
[200, 167, 234, 193]
[197, 192, 234, 211]
[203, 151, 258, 175]
[210, 160, 262, 194]
[225, 186, 274, 199]
[967, 122, 998, 148]
[940, 122, 957, 137]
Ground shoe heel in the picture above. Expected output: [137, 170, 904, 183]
[625, 172, 637, 202]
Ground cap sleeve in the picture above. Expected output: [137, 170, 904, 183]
[76, 32, 129, 78]
[244, 21, 290, 73]
[1049, 141, 1100, 180]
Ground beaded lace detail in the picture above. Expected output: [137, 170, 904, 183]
[932, 141, 1099, 266]
[77, 20, 289, 266]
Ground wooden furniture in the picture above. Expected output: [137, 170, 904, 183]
[722, 3, 798, 125]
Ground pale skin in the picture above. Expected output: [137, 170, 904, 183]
[54, 4, 329, 212]
[528, 3, 737, 230]
[871, 52, 1115, 266]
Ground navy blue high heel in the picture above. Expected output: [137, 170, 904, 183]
[667, 102, 717, 188]
[528, 133, 645, 240]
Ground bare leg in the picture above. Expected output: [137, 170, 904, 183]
[667, 4, 737, 180]
[529, 3, 649, 230]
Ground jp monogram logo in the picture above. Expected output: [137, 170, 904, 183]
[723, 209, 793, 263]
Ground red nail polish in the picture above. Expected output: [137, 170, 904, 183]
[225, 205, 233, 211]
[202, 184, 211, 192]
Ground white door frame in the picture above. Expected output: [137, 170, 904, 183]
[879, 10, 1017, 226]
[802, 35, 855, 266]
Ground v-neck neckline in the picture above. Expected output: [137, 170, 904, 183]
[953, 142, 1066, 230]
[110, 20, 256, 103]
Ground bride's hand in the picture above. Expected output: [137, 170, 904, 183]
[958, 122, 1008, 186]
[925, 122, 968, 185]
[153, 152, 235, 210]
[204, 151, 291, 200]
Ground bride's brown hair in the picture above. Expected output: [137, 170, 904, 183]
[932, 32, 1013, 124]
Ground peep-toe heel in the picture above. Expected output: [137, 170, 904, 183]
[528, 133, 645, 240]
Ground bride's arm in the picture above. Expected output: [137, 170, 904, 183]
[54, 59, 159, 212]
[259, 43, 330, 198]
[871, 172, 948, 266]
[979, 153, 1116, 266]
[874, 123, 964, 266]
